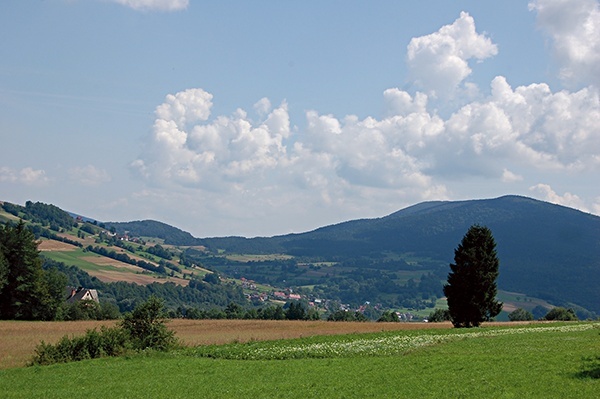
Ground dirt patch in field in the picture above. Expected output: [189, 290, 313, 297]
[38, 240, 78, 251]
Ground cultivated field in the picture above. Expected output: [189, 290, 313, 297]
[0, 321, 598, 398]
[0, 319, 453, 369]
[39, 239, 189, 286]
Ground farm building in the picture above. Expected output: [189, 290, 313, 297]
[66, 287, 99, 303]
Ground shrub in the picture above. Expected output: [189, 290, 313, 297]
[428, 308, 451, 322]
[508, 308, 534, 321]
[30, 326, 129, 366]
[377, 311, 400, 322]
[30, 297, 176, 366]
[542, 307, 578, 321]
[119, 296, 179, 351]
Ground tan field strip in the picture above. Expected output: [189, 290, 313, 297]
[38, 240, 78, 251]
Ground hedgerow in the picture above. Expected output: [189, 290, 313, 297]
[29, 296, 179, 366]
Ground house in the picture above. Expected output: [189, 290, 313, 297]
[66, 287, 99, 303]
[273, 291, 287, 300]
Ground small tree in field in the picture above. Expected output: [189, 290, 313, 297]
[119, 296, 178, 350]
[444, 225, 502, 328]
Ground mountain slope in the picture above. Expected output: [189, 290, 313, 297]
[104, 220, 201, 246]
[200, 196, 600, 314]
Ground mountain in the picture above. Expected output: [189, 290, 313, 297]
[198, 195, 600, 314]
[3, 195, 598, 316]
[104, 220, 201, 246]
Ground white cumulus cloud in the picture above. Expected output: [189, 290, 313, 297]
[530, 0, 600, 87]
[529, 183, 589, 211]
[132, 90, 290, 190]
[407, 11, 498, 98]
[0, 167, 50, 186]
[130, 11, 600, 235]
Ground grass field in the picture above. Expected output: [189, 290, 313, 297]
[0, 321, 598, 398]
[0, 319, 452, 369]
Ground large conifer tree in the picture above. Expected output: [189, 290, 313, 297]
[444, 225, 502, 328]
[0, 220, 65, 320]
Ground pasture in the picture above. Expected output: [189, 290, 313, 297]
[0, 321, 598, 398]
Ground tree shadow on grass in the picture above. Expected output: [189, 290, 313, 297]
[574, 356, 600, 379]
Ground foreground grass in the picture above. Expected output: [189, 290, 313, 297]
[0, 323, 598, 398]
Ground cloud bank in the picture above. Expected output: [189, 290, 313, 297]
[131, 7, 600, 236]
[530, 0, 600, 87]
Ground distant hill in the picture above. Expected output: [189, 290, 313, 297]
[199, 196, 600, 314]
[104, 220, 201, 246]
[3, 195, 598, 316]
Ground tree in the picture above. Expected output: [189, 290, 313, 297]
[119, 296, 178, 350]
[285, 301, 307, 320]
[508, 308, 534, 321]
[542, 307, 578, 321]
[0, 251, 8, 294]
[0, 221, 64, 320]
[427, 308, 451, 322]
[224, 302, 244, 319]
[377, 311, 400, 322]
[443, 225, 503, 328]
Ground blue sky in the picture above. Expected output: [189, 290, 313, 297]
[1, 0, 599, 237]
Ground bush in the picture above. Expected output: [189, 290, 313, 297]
[377, 311, 400, 322]
[30, 297, 177, 366]
[508, 308, 534, 321]
[30, 326, 129, 366]
[542, 307, 578, 321]
[119, 296, 179, 351]
[428, 308, 451, 322]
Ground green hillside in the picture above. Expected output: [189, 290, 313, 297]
[3, 196, 599, 317]
[198, 196, 600, 315]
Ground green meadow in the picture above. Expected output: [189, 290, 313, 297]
[0, 323, 598, 398]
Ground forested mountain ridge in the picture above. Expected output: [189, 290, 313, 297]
[104, 220, 200, 246]
[196, 195, 600, 314]
[2, 196, 599, 317]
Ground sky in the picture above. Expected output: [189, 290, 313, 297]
[1, 0, 599, 238]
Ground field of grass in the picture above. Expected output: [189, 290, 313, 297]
[0, 321, 598, 398]
[0, 319, 451, 369]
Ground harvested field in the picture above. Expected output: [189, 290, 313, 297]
[170, 319, 455, 346]
[0, 320, 117, 369]
[0, 319, 454, 369]
[38, 240, 77, 252]
[76, 256, 188, 286]
[2, 319, 545, 369]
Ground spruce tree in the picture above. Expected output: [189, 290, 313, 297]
[443, 225, 502, 328]
[0, 220, 64, 320]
